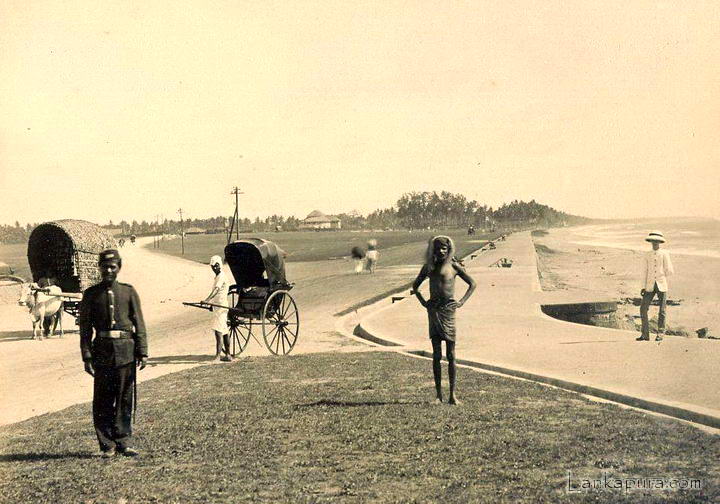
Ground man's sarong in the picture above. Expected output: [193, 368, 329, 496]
[427, 299, 457, 342]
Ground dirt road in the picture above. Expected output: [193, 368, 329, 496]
[0, 238, 424, 426]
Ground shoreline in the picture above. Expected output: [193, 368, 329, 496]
[533, 227, 720, 338]
[569, 239, 720, 260]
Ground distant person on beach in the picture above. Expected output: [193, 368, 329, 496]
[203, 255, 232, 361]
[412, 236, 477, 405]
[365, 239, 379, 273]
[637, 231, 674, 342]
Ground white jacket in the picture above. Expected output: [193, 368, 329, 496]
[642, 249, 674, 292]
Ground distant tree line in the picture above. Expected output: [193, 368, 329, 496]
[365, 192, 588, 230]
[113, 215, 306, 237]
[0, 191, 589, 243]
[0, 222, 36, 244]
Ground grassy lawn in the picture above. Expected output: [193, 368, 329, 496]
[0, 229, 493, 288]
[147, 229, 496, 265]
[0, 242, 30, 280]
[1, 351, 717, 503]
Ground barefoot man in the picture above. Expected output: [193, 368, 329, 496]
[413, 236, 476, 405]
[204, 255, 232, 361]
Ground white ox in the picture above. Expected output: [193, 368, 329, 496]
[18, 283, 64, 340]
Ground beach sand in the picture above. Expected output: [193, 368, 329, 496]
[533, 226, 720, 338]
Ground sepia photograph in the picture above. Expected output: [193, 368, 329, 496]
[1, 1, 718, 502]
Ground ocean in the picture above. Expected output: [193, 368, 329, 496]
[569, 217, 720, 259]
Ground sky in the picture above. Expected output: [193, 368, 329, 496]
[1, 0, 719, 226]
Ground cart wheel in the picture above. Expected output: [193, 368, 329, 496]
[227, 313, 252, 356]
[262, 290, 299, 355]
[226, 288, 250, 356]
[228, 288, 240, 312]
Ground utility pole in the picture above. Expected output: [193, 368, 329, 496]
[155, 214, 162, 249]
[178, 208, 185, 255]
[229, 187, 244, 244]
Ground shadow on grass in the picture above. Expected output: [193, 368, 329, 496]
[148, 354, 214, 366]
[296, 399, 427, 408]
[0, 451, 95, 462]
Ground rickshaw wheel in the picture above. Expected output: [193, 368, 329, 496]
[227, 313, 251, 356]
[262, 290, 299, 355]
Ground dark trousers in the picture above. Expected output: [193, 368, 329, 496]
[640, 283, 667, 338]
[93, 362, 135, 451]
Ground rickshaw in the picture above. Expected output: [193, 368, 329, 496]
[185, 238, 299, 356]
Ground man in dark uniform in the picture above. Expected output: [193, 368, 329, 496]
[79, 249, 148, 458]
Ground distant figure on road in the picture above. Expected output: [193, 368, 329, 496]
[637, 231, 674, 342]
[203, 255, 232, 361]
[130, 234, 136, 245]
[412, 236, 476, 405]
[365, 239, 379, 273]
[351, 246, 365, 274]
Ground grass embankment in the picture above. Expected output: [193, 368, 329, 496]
[1, 352, 717, 503]
[147, 230, 495, 265]
[0, 229, 494, 284]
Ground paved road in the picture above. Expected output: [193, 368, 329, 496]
[0, 238, 378, 426]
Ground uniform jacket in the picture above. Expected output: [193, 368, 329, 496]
[642, 249, 674, 292]
[79, 281, 148, 367]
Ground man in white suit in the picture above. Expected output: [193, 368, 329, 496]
[637, 231, 674, 341]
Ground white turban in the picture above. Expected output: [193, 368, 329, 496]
[210, 255, 223, 267]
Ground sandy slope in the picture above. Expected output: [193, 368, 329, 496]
[534, 227, 720, 336]
[0, 238, 386, 427]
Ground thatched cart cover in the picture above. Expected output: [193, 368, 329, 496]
[27, 219, 117, 293]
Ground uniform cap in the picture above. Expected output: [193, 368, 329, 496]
[99, 249, 121, 265]
[210, 255, 223, 267]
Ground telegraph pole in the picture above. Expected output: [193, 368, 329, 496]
[178, 208, 185, 255]
[154, 214, 162, 248]
[229, 187, 243, 244]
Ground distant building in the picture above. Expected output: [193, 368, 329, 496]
[299, 210, 342, 230]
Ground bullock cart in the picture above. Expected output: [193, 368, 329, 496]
[26, 219, 117, 321]
[184, 238, 299, 356]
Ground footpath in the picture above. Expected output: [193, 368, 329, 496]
[355, 232, 720, 429]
